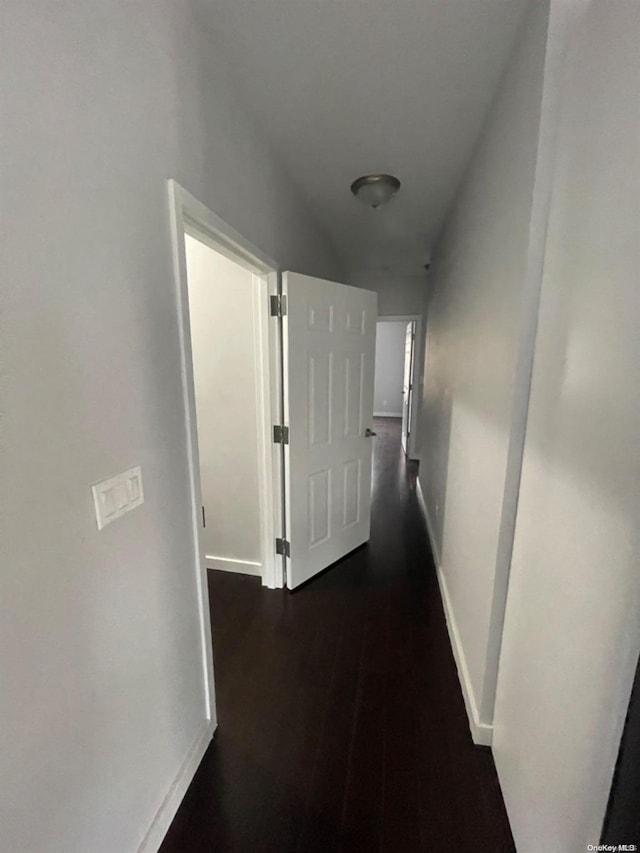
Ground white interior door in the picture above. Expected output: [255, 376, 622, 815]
[401, 322, 415, 454]
[282, 272, 377, 589]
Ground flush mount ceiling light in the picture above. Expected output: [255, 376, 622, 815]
[350, 174, 401, 208]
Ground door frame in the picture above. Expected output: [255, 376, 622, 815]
[376, 314, 423, 459]
[167, 178, 284, 707]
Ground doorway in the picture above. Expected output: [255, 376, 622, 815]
[169, 182, 380, 716]
[374, 314, 423, 459]
[168, 180, 285, 731]
[183, 235, 267, 581]
[169, 182, 282, 602]
[165, 183, 393, 847]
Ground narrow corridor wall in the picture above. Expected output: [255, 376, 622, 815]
[417, 0, 550, 740]
[0, 2, 341, 851]
[493, 3, 640, 849]
[348, 271, 428, 317]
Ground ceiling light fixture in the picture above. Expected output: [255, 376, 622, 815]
[350, 174, 401, 208]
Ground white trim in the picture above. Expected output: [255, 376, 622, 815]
[169, 180, 279, 588]
[167, 179, 283, 722]
[373, 411, 403, 418]
[172, 183, 277, 274]
[138, 720, 215, 853]
[267, 273, 285, 589]
[251, 272, 278, 588]
[415, 477, 437, 559]
[205, 556, 262, 577]
[376, 314, 424, 460]
[416, 478, 494, 747]
[168, 181, 216, 725]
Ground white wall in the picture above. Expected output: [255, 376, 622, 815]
[185, 236, 262, 573]
[349, 271, 427, 317]
[0, 2, 341, 851]
[417, 0, 550, 738]
[493, 3, 640, 850]
[374, 322, 406, 417]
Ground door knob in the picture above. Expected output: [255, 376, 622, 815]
[365, 428, 377, 437]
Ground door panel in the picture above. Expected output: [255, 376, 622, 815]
[283, 272, 377, 589]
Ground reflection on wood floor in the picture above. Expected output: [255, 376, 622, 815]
[160, 418, 514, 853]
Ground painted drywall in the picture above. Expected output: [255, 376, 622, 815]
[417, 0, 549, 735]
[493, 3, 640, 850]
[349, 271, 427, 317]
[374, 322, 407, 417]
[0, 2, 340, 851]
[185, 235, 262, 572]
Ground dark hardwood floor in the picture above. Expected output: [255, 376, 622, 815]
[160, 419, 514, 852]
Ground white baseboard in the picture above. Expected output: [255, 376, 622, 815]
[373, 411, 403, 418]
[138, 719, 215, 852]
[205, 555, 262, 577]
[415, 479, 439, 563]
[416, 479, 493, 747]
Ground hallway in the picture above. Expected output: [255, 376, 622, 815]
[160, 420, 514, 852]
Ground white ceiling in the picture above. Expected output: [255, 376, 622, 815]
[195, 0, 529, 275]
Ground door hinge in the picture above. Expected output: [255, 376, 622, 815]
[270, 294, 287, 317]
[202, 506, 206, 527]
[275, 537, 290, 558]
[273, 424, 289, 444]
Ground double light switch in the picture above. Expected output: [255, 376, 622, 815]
[91, 466, 144, 530]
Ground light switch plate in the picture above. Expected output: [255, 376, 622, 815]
[92, 466, 144, 530]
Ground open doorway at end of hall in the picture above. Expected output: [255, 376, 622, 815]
[374, 315, 422, 459]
